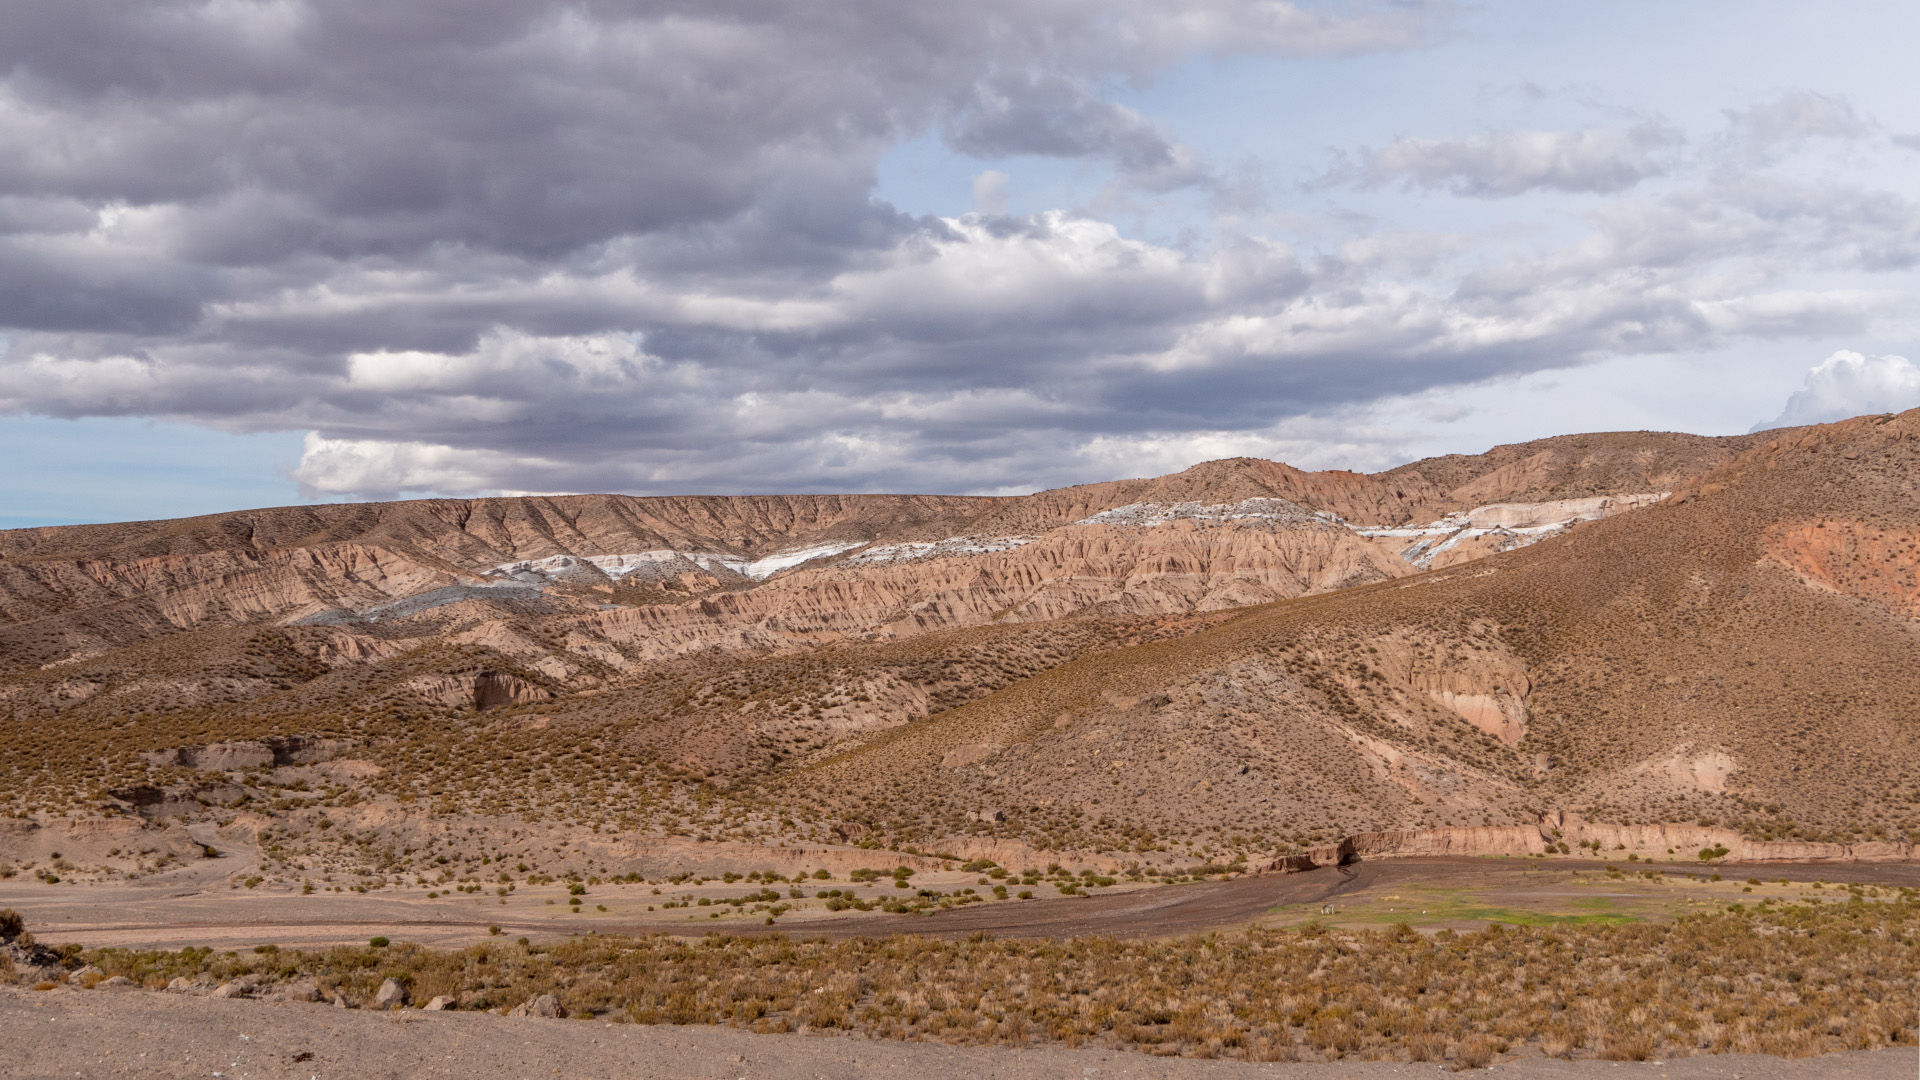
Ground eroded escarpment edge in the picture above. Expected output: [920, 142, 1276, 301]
[1269, 815, 1915, 872]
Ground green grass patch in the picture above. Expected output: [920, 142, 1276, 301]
[1270, 885, 1646, 927]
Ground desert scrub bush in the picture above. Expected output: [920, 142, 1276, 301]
[70, 900, 1920, 1063]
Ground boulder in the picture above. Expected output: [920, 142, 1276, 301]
[508, 993, 566, 1018]
[373, 977, 408, 1008]
[280, 981, 322, 1002]
[166, 977, 193, 992]
[423, 995, 458, 1011]
[99, 975, 136, 989]
[212, 981, 252, 999]
[4, 936, 64, 985]
[152, 741, 276, 772]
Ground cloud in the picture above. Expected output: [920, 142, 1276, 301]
[1, 3, 1917, 501]
[1753, 350, 1920, 431]
[5, 170, 1912, 499]
[1347, 123, 1684, 196]
[1109, 0, 1451, 62]
[1723, 91, 1868, 164]
[293, 432, 551, 497]
[946, 74, 1206, 190]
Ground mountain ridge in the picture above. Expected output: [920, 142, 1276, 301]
[9, 420, 1895, 881]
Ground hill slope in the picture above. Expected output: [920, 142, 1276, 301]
[0, 425, 1822, 876]
[778, 412, 1920, 854]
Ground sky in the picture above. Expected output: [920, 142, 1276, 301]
[3, 0, 1920, 526]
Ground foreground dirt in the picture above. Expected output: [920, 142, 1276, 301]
[2, 985, 1910, 1080]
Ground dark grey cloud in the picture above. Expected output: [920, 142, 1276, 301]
[946, 74, 1205, 191]
[0, 4, 1910, 500]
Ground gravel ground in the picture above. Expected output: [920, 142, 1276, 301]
[2, 985, 1911, 1080]
[13, 858, 1920, 955]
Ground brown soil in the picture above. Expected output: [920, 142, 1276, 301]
[6, 985, 1908, 1080]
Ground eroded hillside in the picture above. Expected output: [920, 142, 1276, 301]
[1, 426, 1828, 879]
[780, 412, 1920, 856]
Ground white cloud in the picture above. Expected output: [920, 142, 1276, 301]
[1351, 123, 1682, 196]
[1722, 91, 1869, 165]
[345, 330, 652, 395]
[291, 433, 561, 498]
[1753, 350, 1920, 430]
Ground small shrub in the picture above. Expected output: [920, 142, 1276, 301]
[1407, 1033, 1446, 1062]
[1601, 1034, 1655, 1061]
[1453, 1036, 1497, 1070]
[369, 936, 389, 948]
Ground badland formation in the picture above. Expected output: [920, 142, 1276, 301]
[5, 410, 1920, 884]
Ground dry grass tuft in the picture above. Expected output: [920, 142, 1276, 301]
[64, 895, 1920, 1063]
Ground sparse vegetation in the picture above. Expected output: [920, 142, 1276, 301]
[46, 899, 1920, 1064]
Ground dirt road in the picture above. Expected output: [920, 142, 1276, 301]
[4, 985, 1911, 1080]
[4, 857, 1916, 953]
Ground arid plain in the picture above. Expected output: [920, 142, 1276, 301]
[6, 413, 1920, 1074]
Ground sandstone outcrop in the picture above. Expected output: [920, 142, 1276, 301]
[509, 994, 566, 1018]
[373, 978, 408, 1008]
[405, 672, 549, 710]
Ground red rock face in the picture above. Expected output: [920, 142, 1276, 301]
[1764, 519, 1920, 618]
